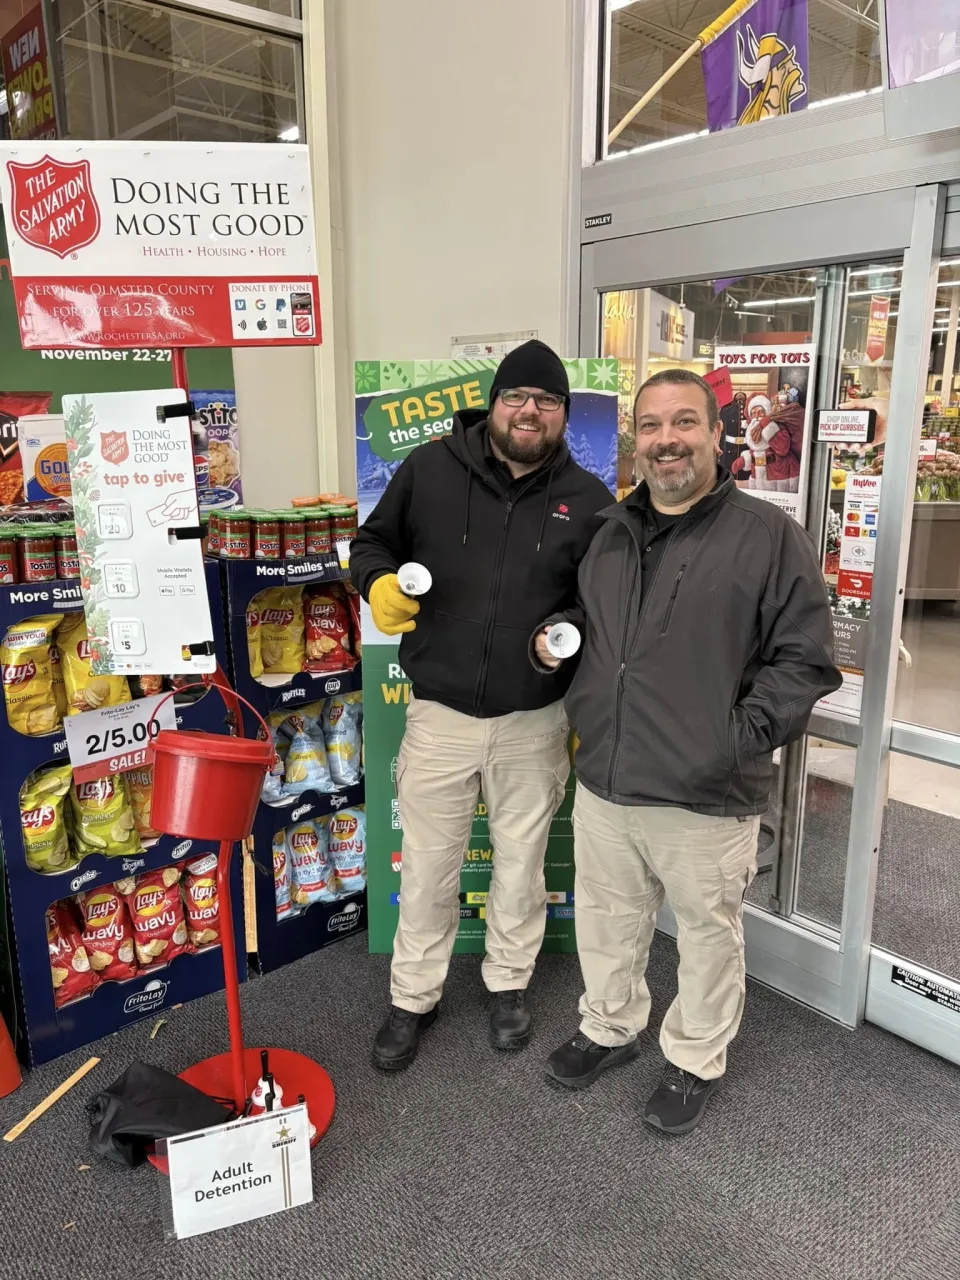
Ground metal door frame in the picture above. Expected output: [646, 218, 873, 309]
[576, 185, 948, 1031]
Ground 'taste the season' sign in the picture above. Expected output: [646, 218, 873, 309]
[0, 141, 321, 349]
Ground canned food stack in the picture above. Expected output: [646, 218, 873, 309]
[211, 495, 358, 561]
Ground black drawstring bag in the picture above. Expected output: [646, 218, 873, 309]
[86, 1061, 233, 1167]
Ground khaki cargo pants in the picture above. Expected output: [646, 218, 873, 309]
[392, 695, 569, 1012]
[573, 782, 760, 1080]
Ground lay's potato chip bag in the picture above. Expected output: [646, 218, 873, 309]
[1, 614, 62, 736]
[49, 640, 68, 717]
[20, 763, 75, 873]
[70, 773, 142, 857]
[59, 611, 131, 715]
[126, 765, 160, 841]
[257, 587, 305, 675]
[246, 599, 264, 679]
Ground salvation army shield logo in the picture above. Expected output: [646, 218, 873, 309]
[100, 431, 129, 465]
[6, 156, 101, 259]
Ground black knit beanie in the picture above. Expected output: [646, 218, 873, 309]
[488, 340, 570, 410]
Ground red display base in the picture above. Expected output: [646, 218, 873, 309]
[149, 1046, 335, 1174]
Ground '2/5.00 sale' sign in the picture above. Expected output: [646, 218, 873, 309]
[0, 141, 321, 349]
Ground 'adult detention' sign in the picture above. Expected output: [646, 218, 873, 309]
[166, 1105, 312, 1240]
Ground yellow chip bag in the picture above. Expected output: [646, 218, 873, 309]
[126, 765, 160, 841]
[257, 587, 305, 675]
[70, 773, 142, 857]
[1, 614, 62, 736]
[20, 764, 75, 873]
[49, 640, 68, 717]
[246, 599, 264, 679]
[59, 612, 132, 715]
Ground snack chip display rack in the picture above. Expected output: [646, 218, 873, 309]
[221, 558, 367, 974]
[0, 561, 247, 1067]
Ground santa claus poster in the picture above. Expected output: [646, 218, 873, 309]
[714, 344, 814, 522]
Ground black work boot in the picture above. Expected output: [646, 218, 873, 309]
[544, 1031, 641, 1089]
[489, 989, 532, 1051]
[642, 1062, 720, 1134]
[371, 1005, 438, 1072]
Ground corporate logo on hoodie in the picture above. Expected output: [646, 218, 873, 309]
[552, 503, 570, 523]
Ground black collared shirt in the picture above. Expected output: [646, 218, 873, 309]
[638, 501, 682, 586]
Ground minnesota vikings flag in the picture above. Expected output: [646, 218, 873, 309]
[702, 0, 808, 132]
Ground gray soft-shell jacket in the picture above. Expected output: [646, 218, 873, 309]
[554, 472, 842, 817]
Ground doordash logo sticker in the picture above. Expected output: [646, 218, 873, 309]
[7, 156, 101, 258]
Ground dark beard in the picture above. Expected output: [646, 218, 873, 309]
[487, 417, 562, 466]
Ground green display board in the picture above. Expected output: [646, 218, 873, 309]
[356, 358, 618, 955]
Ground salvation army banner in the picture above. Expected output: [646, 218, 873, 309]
[357, 358, 618, 955]
[0, 141, 320, 349]
[702, 0, 808, 132]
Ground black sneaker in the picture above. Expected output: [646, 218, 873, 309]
[544, 1031, 641, 1090]
[489, 990, 532, 1051]
[643, 1063, 720, 1134]
[371, 1005, 439, 1072]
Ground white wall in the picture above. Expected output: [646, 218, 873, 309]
[318, 0, 575, 489]
[232, 346, 320, 508]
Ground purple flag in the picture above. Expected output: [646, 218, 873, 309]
[702, 0, 809, 133]
[885, 0, 960, 87]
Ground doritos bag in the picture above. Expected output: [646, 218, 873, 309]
[77, 886, 138, 982]
[246, 600, 264, 679]
[21, 763, 75, 873]
[303, 586, 356, 673]
[59, 612, 131, 715]
[257, 587, 305, 675]
[71, 774, 142, 858]
[47, 901, 98, 1008]
[183, 854, 220, 948]
[1, 614, 62, 736]
[120, 867, 191, 967]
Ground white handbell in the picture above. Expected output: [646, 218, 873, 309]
[397, 562, 432, 596]
[546, 622, 581, 660]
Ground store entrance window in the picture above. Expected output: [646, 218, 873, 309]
[867, 256, 960, 998]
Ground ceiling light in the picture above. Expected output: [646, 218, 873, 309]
[278, 125, 299, 142]
[739, 296, 814, 308]
[849, 287, 901, 298]
[849, 265, 903, 278]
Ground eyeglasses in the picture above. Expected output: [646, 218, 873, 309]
[498, 388, 566, 412]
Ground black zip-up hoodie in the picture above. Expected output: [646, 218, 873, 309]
[350, 417, 612, 717]
[543, 471, 843, 816]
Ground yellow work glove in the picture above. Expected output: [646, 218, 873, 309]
[369, 573, 420, 635]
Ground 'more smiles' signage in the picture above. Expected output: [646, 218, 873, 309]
[0, 141, 321, 349]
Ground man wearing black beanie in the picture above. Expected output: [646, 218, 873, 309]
[351, 340, 612, 1070]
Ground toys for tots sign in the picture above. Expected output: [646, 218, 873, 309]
[0, 140, 321, 349]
